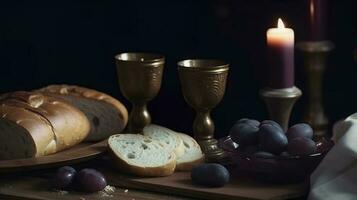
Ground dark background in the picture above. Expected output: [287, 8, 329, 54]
[0, 0, 355, 138]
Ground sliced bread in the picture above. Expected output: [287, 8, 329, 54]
[143, 124, 185, 158]
[108, 134, 176, 177]
[176, 133, 204, 171]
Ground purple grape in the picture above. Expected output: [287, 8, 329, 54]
[260, 120, 284, 132]
[236, 118, 260, 128]
[230, 123, 259, 146]
[76, 169, 107, 192]
[52, 166, 77, 190]
[252, 151, 276, 158]
[191, 164, 230, 187]
[287, 123, 313, 140]
[287, 137, 316, 156]
[243, 145, 259, 155]
[259, 124, 288, 154]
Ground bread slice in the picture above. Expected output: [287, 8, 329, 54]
[108, 134, 176, 177]
[37, 85, 128, 141]
[176, 133, 205, 171]
[143, 124, 185, 158]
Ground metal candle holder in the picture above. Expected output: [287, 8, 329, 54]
[178, 59, 229, 162]
[115, 53, 165, 134]
[260, 86, 302, 131]
[297, 41, 334, 137]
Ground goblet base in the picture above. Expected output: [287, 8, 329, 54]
[198, 138, 225, 162]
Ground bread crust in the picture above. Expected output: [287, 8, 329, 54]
[37, 84, 128, 127]
[0, 91, 90, 156]
[176, 156, 205, 171]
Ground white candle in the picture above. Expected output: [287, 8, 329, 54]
[267, 18, 294, 46]
[266, 18, 295, 88]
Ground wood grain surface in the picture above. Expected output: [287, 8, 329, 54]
[0, 176, 192, 200]
[0, 153, 308, 200]
[106, 170, 308, 200]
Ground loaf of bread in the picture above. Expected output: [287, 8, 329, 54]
[0, 91, 91, 159]
[37, 84, 128, 141]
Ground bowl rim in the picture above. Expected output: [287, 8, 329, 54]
[219, 135, 333, 160]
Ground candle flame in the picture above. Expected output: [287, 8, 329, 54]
[310, 0, 315, 21]
[277, 18, 285, 29]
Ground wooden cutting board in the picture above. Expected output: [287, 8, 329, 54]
[106, 170, 308, 200]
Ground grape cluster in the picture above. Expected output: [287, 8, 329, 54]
[229, 119, 316, 157]
[52, 166, 107, 193]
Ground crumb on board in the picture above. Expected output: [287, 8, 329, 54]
[103, 185, 116, 194]
[98, 185, 116, 197]
[124, 189, 129, 193]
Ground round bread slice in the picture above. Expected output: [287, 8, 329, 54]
[108, 134, 176, 177]
[37, 84, 128, 141]
[143, 124, 185, 158]
[176, 133, 205, 171]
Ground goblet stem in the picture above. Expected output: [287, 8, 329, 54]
[193, 110, 224, 162]
[193, 110, 214, 140]
[128, 102, 151, 134]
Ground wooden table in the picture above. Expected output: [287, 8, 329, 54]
[0, 157, 192, 200]
[0, 157, 308, 200]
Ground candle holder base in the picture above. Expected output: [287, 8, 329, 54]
[260, 86, 302, 131]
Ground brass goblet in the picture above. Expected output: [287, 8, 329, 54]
[115, 53, 165, 134]
[178, 59, 229, 162]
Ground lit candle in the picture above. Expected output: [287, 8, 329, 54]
[308, 0, 327, 41]
[266, 18, 294, 89]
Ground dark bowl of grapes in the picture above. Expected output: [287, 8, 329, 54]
[218, 119, 334, 183]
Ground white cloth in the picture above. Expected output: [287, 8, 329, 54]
[308, 113, 357, 200]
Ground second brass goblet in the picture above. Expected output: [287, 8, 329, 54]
[178, 59, 229, 162]
[115, 53, 164, 134]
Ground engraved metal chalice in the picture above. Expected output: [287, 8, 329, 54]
[115, 53, 165, 134]
[178, 59, 229, 162]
